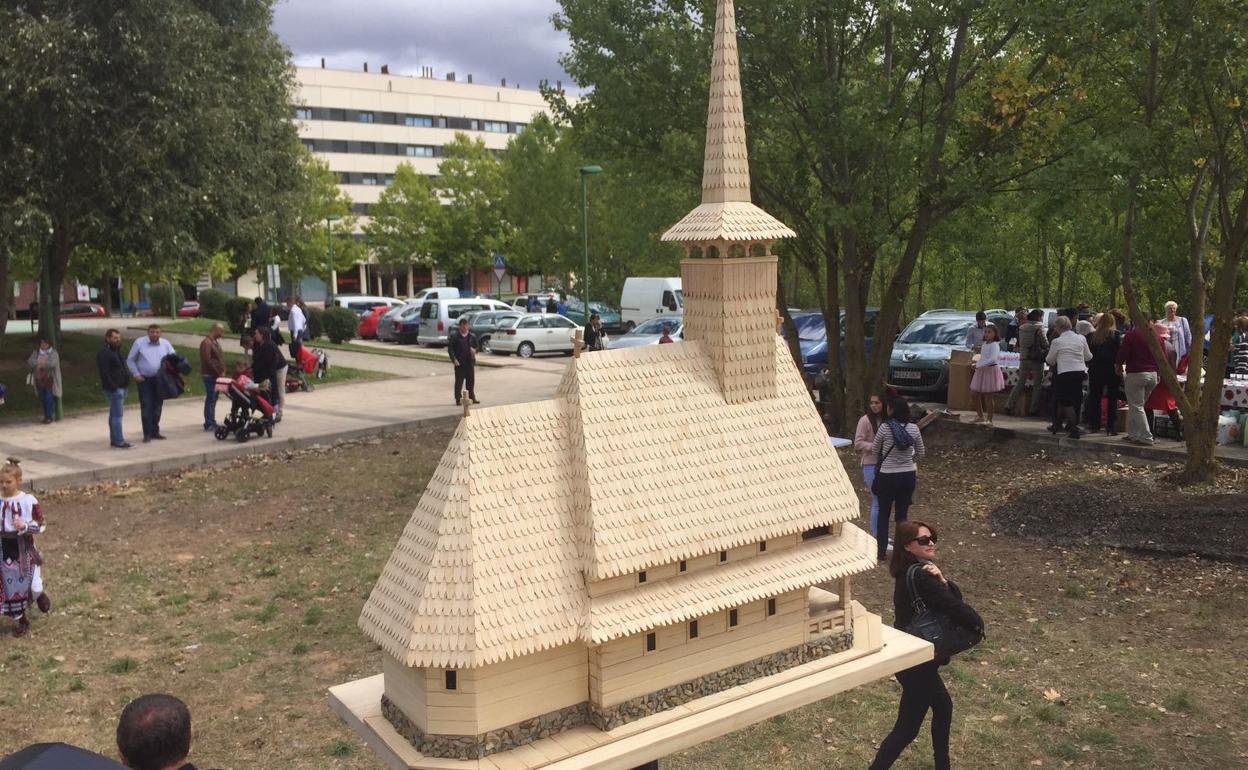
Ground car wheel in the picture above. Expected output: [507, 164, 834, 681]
[625, 321, 635, 332]
[518, 341, 535, 358]
[478, 335, 492, 353]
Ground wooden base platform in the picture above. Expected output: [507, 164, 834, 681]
[329, 604, 931, 770]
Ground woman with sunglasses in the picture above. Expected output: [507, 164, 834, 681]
[869, 520, 984, 770]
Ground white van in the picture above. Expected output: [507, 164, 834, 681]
[619, 277, 682, 330]
[417, 297, 513, 346]
[332, 294, 403, 316]
[409, 286, 460, 303]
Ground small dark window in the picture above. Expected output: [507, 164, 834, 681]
[679, 560, 687, 573]
[638, 571, 647, 584]
[689, 620, 699, 639]
[767, 598, 777, 616]
[444, 670, 457, 690]
[802, 526, 831, 541]
[759, 541, 767, 553]
[729, 609, 738, 628]
[719, 550, 727, 563]
[645, 632, 657, 652]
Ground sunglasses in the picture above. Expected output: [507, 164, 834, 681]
[913, 535, 937, 546]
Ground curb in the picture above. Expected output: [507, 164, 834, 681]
[25, 414, 460, 494]
[935, 417, 1248, 469]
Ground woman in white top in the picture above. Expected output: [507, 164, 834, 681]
[969, 326, 1005, 424]
[1160, 301, 1192, 363]
[1045, 315, 1093, 438]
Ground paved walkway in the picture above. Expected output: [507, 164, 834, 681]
[6, 323, 570, 490]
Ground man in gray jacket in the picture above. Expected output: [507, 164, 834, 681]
[1003, 309, 1048, 416]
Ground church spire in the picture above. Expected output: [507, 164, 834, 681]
[701, 0, 752, 204]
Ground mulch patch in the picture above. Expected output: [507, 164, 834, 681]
[990, 478, 1248, 563]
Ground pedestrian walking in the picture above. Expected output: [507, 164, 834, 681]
[869, 520, 983, 770]
[583, 313, 606, 351]
[1116, 318, 1160, 445]
[1160, 300, 1192, 362]
[126, 325, 176, 442]
[1045, 315, 1092, 438]
[870, 396, 925, 562]
[96, 328, 131, 448]
[1083, 312, 1122, 434]
[199, 323, 226, 432]
[659, 323, 675, 344]
[27, 337, 61, 424]
[285, 296, 306, 359]
[251, 327, 286, 422]
[249, 297, 270, 336]
[546, 296, 559, 314]
[1003, 309, 1048, 416]
[854, 392, 886, 550]
[969, 325, 1005, 424]
[556, 293, 568, 316]
[448, 318, 479, 406]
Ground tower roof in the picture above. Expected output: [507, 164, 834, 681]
[661, 0, 795, 243]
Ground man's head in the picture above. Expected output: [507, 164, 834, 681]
[253, 326, 270, 344]
[106, 328, 122, 348]
[662, 323, 672, 335]
[146, 325, 162, 343]
[286, 296, 297, 307]
[1053, 315, 1072, 334]
[209, 323, 224, 340]
[117, 693, 192, 770]
[590, 312, 601, 327]
[253, 296, 264, 305]
[458, 317, 469, 332]
[1027, 309, 1044, 323]
[975, 310, 987, 326]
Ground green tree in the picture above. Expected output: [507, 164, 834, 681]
[434, 134, 505, 277]
[271, 151, 361, 286]
[499, 114, 582, 279]
[364, 163, 442, 274]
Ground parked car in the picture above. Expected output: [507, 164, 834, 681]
[415, 298, 512, 346]
[620, 277, 682, 330]
[609, 315, 684, 349]
[356, 305, 395, 339]
[461, 310, 523, 353]
[887, 310, 1011, 397]
[58, 302, 108, 318]
[177, 301, 201, 318]
[563, 299, 625, 333]
[490, 313, 582, 358]
[510, 292, 561, 312]
[789, 308, 880, 376]
[375, 304, 412, 342]
[332, 294, 403, 316]
[409, 286, 460, 303]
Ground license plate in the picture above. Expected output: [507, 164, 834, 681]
[893, 370, 923, 380]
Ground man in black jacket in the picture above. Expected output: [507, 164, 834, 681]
[249, 297, 271, 335]
[251, 327, 287, 420]
[448, 317, 479, 406]
[96, 329, 131, 448]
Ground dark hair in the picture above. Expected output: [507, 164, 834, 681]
[253, 296, 264, 304]
[889, 519, 938, 577]
[105, 328, 121, 337]
[254, 326, 270, 341]
[1027, 309, 1043, 322]
[865, 390, 887, 431]
[975, 310, 987, 322]
[886, 395, 912, 423]
[116, 694, 192, 770]
[147, 324, 161, 332]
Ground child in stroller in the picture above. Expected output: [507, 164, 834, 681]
[214, 366, 276, 442]
[285, 345, 329, 393]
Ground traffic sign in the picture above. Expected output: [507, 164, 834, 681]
[492, 255, 506, 281]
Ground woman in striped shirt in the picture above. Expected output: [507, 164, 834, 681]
[871, 397, 926, 563]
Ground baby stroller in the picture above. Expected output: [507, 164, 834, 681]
[285, 346, 328, 393]
[214, 373, 275, 442]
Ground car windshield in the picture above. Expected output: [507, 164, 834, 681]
[632, 317, 682, 335]
[497, 316, 519, 329]
[793, 314, 826, 341]
[898, 319, 973, 345]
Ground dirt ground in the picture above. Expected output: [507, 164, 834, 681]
[0, 426, 1244, 769]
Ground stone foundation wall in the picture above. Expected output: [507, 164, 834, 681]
[591, 628, 854, 730]
[381, 625, 854, 758]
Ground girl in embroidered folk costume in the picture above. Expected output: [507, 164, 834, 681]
[0, 459, 50, 636]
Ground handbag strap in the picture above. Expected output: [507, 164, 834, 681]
[905, 563, 930, 615]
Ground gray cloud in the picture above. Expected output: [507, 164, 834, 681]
[272, 0, 574, 90]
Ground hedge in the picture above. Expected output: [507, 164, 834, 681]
[148, 284, 185, 317]
[305, 306, 325, 341]
[225, 296, 251, 334]
[322, 306, 359, 344]
[197, 288, 230, 321]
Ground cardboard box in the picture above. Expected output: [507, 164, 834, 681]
[946, 350, 975, 410]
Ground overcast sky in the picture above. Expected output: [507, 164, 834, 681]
[271, 0, 575, 90]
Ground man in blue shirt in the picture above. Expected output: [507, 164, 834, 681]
[126, 324, 176, 442]
[556, 293, 568, 316]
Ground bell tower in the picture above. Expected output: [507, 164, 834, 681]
[661, 0, 795, 404]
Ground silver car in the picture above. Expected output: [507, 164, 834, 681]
[609, 315, 684, 349]
[376, 303, 417, 342]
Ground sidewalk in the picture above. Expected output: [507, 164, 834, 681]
[3, 353, 566, 491]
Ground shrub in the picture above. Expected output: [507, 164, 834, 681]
[322, 306, 358, 343]
[225, 296, 250, 334]
[305, 306, 325, 341]
[147, 284, 184, 317]
[197, 288, 230, 321]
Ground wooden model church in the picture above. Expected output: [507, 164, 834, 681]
[331, 1, 931, 766]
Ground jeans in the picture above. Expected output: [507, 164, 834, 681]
[868, 661, 953, 770]
[202, 375, 219, 429]
[37, 388, 54, 419]
[104, 388, 127, 446]
[136, 377, 163, 439]
[1123, 371, 1159, 443]
[862, 464, 880, 546]
[454, 362, 476, 403]
[874, 470, 916, 560]
[1003, 359, 1044, 415]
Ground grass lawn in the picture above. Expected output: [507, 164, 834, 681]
[155, 318, 501, 366]
[1, 430, 1243, 768]
[0, 331, 390, 421]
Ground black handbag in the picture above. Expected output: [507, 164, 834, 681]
[903, 564, 983, 659]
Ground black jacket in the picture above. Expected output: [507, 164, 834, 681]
[250, 301, 271, 332]
[252, 340, 285, 382]
[1086, 330, 1122, 375]
[97, 343, 129, 390]
[893, 561, 983, 660]
[448, 329, 476, 365]
[584, 324, 600, 350]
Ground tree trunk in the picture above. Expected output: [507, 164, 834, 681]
[0, 243, 10, 340]
[38, 221, 71, 343]
[821, 230, 848, 434]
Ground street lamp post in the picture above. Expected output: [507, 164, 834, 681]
[326, 214, 343, 305]
[579, 165, 603, 313]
